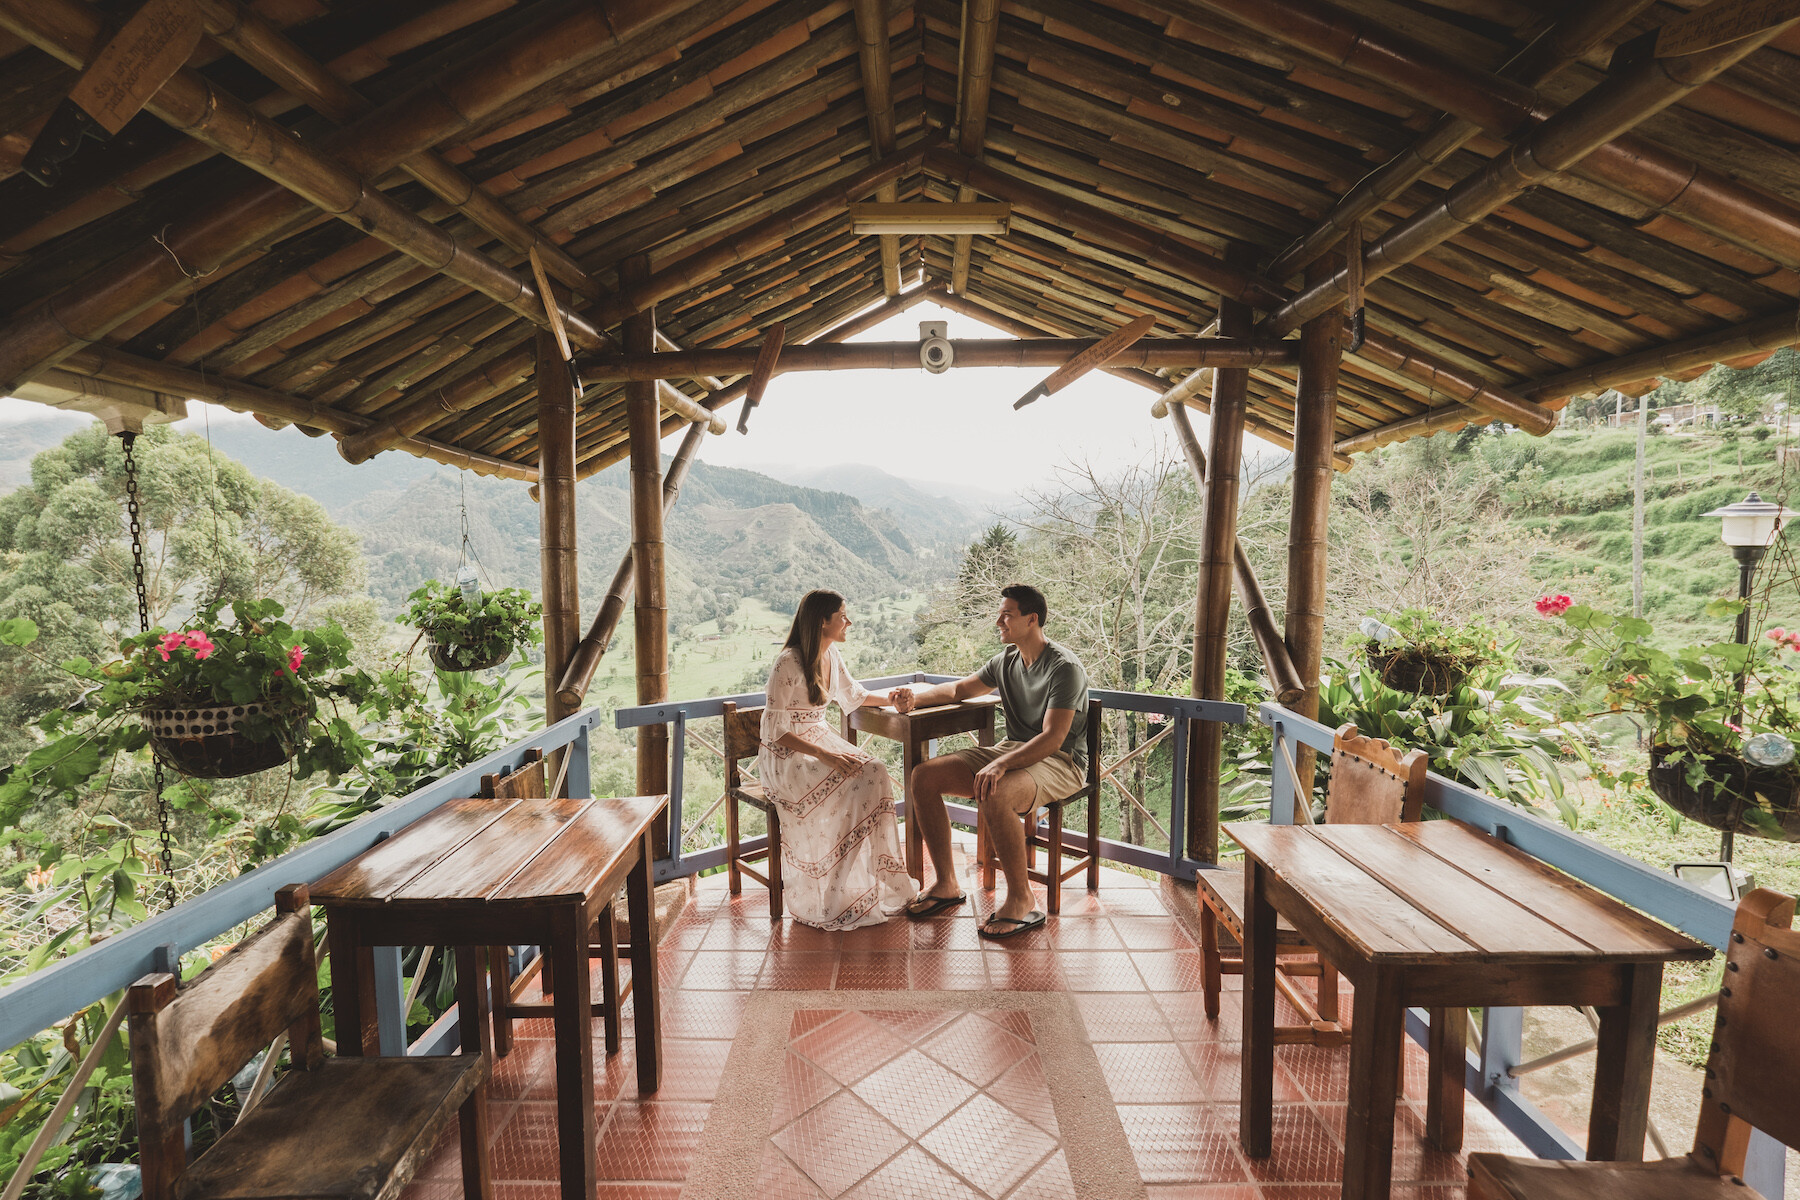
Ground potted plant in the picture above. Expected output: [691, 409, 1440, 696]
[0, 598, 375, 804]
[1545, 596, 1800, 841]
[1359, 608, 1507, 697]
[403, 580, 542, 672]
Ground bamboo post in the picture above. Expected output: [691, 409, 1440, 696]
[1189, 247, 1255, 864]
[624, 257, 671, 836]
[1286, 258, 1343, 800]
[537, 330, 580, 794]
[1167, 403, 1305, 704]
[556, 419, 707, 707]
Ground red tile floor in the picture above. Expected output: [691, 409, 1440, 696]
[404, 847, 1527, 1199]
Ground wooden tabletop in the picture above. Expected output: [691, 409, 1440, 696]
[1227, 820, 1711, 966]
[312, 795, 667, 909]
[849, 696, 1000, 742]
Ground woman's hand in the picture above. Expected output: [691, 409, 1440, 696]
[820, 749, 863, 775]
[889, 686, 915, 713]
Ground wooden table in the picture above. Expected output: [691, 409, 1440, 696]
[312, 794, 667, 1200]
[1228, 819, 1711, 1200]
[843, 697, 999, 881]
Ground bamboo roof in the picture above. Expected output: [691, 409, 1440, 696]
[5, 0, 1800, 479]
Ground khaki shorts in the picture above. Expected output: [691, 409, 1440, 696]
[947, 741, 1086, 814]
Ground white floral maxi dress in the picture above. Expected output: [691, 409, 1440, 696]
[757, 646, 918, 929]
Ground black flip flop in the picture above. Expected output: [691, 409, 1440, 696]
[978, 911, 1047, 940]
[904, 892, 967, 920]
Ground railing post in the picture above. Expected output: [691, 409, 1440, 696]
[1481, 1006, 1524, 1097]
[1743, 1130, 1786, 1197]
[1268, 721, 1297, 826]
[566, 720, 592, 799]
[372, 946, 408, 1055]
[667, 710, 687, 864]
[1168, 713, 1188, 873]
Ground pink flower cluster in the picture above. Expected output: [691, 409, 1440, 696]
[1534, 594, 1573, 618]
[1767, 628, 1800, 652]
[157, 630, 215, 661]
[273, 645, 307, 681]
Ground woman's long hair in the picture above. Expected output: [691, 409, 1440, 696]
[782, 589, 845, 705]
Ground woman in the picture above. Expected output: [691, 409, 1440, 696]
[758, 589, 919, 929]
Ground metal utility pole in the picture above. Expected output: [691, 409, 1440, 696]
[1632, 392, 1648, 619]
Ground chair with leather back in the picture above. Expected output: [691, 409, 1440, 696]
[975, 698, 1103, 915]
[722, 700, 784, 920]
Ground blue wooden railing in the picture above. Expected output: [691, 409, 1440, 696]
[612, 673, 1246, 882]
[1261, 701, 1785, 1196]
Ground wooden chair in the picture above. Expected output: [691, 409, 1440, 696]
[1469, 888, 1799, 1200]
[128, 884, 492, 1200]
[722, 700, 784, 920]
[976, 698, 1103, 916]
[480, 750, 628, 1056]
[1198, 723, 1429, 1043]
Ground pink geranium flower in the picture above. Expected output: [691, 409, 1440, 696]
[157, 631, 185, 661]
[184, 631, 215, 660]
[1534, 594, 1573, 618]
[1769, 628, 1800, 652]
[287, 645, 305, 673]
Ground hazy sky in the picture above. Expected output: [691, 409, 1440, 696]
[1, 299, 1287, 494]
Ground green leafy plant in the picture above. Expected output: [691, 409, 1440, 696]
[1546, 597, 1800, 838]
[1358, 608, 1509, 695]
[0, 598, 376, 820]
[402, 581, 542, 670]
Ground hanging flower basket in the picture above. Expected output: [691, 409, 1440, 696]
[1366, 648, 1470, 697]
[143, 700, 303, 779]
[1647, 746, 1800, 842]
[425, 635, 510, 673]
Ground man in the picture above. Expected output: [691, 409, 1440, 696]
[894, 583, 1089, 939]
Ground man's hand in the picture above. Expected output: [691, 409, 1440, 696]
[973, 758, 1008, 802]
[889, 687, 915, 713]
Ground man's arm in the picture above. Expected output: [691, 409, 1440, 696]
[894, 673, 991, 712]
[971, 707, 1075, 801]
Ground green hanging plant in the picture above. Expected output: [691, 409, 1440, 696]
[403, 580, 543, 672]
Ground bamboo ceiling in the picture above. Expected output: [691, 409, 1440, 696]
[5, 0, 1800, 479]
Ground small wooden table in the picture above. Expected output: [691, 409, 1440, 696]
[312, 794, 667, 1200]
[1228, 819, 1711, 1200]
[844, 697, 999, 881]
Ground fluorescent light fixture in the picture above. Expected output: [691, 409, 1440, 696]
[849, 202, 1011, 235]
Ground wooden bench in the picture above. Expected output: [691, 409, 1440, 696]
[1469, 888, 1798, 1200]
[128, 884, 491, 1200]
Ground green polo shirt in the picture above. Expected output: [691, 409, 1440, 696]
[977, 639, 1090, 768]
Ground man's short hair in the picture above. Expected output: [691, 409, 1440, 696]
[1001, 583, 1048, 627]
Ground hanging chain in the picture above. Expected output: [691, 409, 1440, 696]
[120, 433, 178, 908]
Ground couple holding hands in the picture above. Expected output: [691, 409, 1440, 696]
[758, 583, 1089, 939]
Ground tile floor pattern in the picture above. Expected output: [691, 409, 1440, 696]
[402, 850, 1528, 1199]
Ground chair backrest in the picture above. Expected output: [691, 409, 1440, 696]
[1320, 722, 1427, 826]
[721, 702, 763, 792]
[1694, 888, 1800, 1175]
[1081, 698, 1102, 791]
[481, 747, 545, 799]
[128, 885, 325, 1200]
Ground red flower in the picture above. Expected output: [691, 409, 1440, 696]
[1534, 594, 1573, 617]
[287, 645, 305, 673]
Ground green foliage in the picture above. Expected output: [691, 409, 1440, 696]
[402, 580, 542, 667]
[1359, 607, 1510, 685]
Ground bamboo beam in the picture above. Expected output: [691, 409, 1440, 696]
[0, 0, 699, 395]
[192, 0, 589, 293]
[1523, 308, 1800, 403]
[949, 0, 1001, 295]
[851, 0, 902, 297]
[1354, 326, 1555, 435]
[1167, 404, 1305, 704]
[580, 337, 1299, 381]
[1189, 249, 1257, 864]
[1285, 260, 1343, 798]
[538, 330, 581, 740]
[1174, 0, 1800, 282]
[1335, 404, 1474, 456]
[624, 257, 671, 813]
[1261, 21, 1790, 337]
[593, 140, 936, 328]
[59, 346, 536, 480]
[1263, 0, 1655, 281]
[556, 421, 708, 708]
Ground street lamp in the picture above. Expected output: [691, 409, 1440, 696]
[1702, 491, 1797, 860]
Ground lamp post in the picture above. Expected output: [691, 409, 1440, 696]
[1702, 491, 1796, 860]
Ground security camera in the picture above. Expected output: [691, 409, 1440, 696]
[919, 320, 953, 374]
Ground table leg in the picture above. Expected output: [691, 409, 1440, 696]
[1425, 1007, 1465, 1152]
[903, 735, 923, 885]
[325, 910, 376, 1057]
[547, 905, 595, 1200]
[1342, 968, 1403, 1200]
[1240, 860, 1277, 1158]
[454, 945, 494, 1200]
[1588, 961, 1660, 1161]
[629, 828, 663, 1096]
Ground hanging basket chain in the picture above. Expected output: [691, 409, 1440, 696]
[119, 432, 178, 909]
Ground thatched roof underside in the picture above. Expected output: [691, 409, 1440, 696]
[6, 0, 1800, 478]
